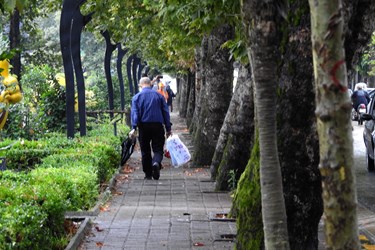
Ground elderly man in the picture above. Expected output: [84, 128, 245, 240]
[131, 77, 172, 180]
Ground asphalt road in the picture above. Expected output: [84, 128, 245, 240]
[353, 121, 375, 212]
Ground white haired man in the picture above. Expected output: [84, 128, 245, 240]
[131, 77, 172, 180]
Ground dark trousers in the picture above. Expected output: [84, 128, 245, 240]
[138, 123, 165, 177]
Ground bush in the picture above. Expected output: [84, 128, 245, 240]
[0, 122, 128, 249]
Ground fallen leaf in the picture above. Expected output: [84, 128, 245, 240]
[96, 242, 104, 247]
[193, 242, 205, 246]
[99, 204, 110, 212]
[112, 191, 123, 195]
[95, 226, 104, 232]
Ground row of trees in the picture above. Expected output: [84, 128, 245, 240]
[1, 0, 375, 249]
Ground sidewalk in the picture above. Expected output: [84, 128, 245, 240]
[78, 111, 236, 249]
[77, 111, 375, 250]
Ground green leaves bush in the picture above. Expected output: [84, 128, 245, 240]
[0, 123, 127, 249]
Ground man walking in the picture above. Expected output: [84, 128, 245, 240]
[131, 77, 172, 180]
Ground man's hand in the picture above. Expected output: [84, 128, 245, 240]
[166, 131, 172, 138]
[129, 129, 137, 139]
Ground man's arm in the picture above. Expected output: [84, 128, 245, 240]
[130, 97, 139, 130]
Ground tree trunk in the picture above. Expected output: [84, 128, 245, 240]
[242, 1, 290, 249]
[192, 24, 234, 166]
[342, 0, 375, 76]
[186, 72, 195, 127]
[189, 46, 204, 134]
[309, 0, 359, 248]
[276, 2, 323, 249]
[211, 64, 255, 190]
[9, 8, 21, 80]
[102, 30, 116, 120]
[176, 76, 181, 108]
[231, 134, 263, 250]
[178, 74, 188, 118]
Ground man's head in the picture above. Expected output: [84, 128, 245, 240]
[139, 77, 152, 88]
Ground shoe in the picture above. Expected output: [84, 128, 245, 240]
[152, 162, 160, 180]
[144, 176, 152, 180]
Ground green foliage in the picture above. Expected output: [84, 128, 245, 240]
[363, 32, 375, 76]
[1, 64, 66, 139]
[0, 122, 125, 249]
[227, 169, 237, 191]
[0, 24, 19, 61]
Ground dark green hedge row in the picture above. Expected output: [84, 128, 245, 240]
[0, 124, 128, 249]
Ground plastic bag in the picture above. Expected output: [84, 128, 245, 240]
[166, 134, 191, 167]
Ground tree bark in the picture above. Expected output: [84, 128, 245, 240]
[211, 64, 254, 190]
[186, 72, 195, 127]
[342, 0, 375, 77]
[276, 2, 323, 249]
[9, 8, 21, 80]
[189, 46, 204, 134]
[178, 74, 188, 118]
[241, 1, 290, 249]
[231, 134, 263, 250]
[102, 30, 116, 120]
[309, 0, 360, 248]
[192, 24, 234, 166]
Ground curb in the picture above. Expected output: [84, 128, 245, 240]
[64, 165, 122, 249]
[64, 218, 92, 250]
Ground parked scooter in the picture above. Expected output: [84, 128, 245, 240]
[352, 103, 367, 125]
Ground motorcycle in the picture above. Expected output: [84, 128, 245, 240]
[351, 103, 367, 125]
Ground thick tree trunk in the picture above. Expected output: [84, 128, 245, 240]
[276, 2, 323, 249]
[342, 0, 375, 76]
[211, 64, 254, 190]
[178, 75, 189, 118]
[189, 46, 204, 134]
[192, 24, 234, 166]
[176, 76, 181, 108]
[309, 0, 359, 248]
[231, 135, 263, 250]
[186, 72, 195, 127]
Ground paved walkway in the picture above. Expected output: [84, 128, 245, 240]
[78, 111, 236, 249]
[78, 111, 375, 250]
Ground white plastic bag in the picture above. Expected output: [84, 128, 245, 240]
[166, 134, 191, 167]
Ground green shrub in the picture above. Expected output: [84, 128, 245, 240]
[0, 121, 127, 249]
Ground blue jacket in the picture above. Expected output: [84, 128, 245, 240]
[131, 87, 171, 132]
[352, 89, 370, 109]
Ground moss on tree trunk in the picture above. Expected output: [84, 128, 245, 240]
[231, 136, 263, 250]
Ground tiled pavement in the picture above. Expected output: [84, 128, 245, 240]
[78, 111, 236, 249]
